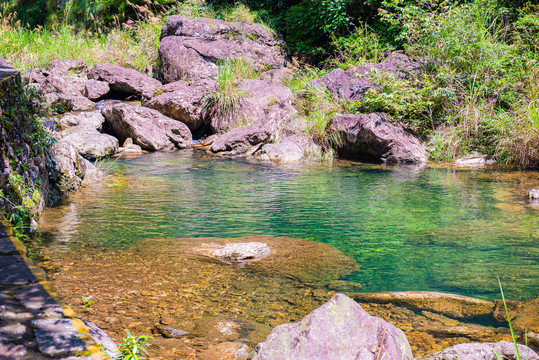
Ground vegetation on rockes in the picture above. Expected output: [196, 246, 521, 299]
[0, 73, 54, 235]
[1, 0, 539, 166]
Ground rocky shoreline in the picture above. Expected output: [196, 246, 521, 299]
[1, 13, 538, 360]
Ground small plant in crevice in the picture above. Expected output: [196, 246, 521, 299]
[113, 330, 153, 360]
[203, 59, 258, 131]
[81, 295, 95, 308]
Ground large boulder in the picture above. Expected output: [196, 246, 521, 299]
[60, 125, 119, 160]
[330, 113, 427, 164]
[251, 293, 413, 360]
[316, 54, 420, 103]
[84, 79, 110, 101]
[159, 16, 287, 83]
[422, 341, 539, 360]
[142, 80, 213, 131]
[88, 64, 161, 98]
[101, 103, 192, 151]
[209, 79, 294, 134]
[208, 105, 288, 155]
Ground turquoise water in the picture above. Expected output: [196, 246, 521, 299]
[40, 150, 539, 301]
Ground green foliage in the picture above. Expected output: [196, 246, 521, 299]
[493, 278, 522, 360]
[203, 59, 259, 129]
[114, 330, 153, 360]
[81, 295, 95, 307]
[330, 25, 390, 67]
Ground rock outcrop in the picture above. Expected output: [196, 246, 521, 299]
[159, 16, 287, 83]
[102, 103, 192, 151]
[209, 79, 294, 134]
[317, 54, 420, 103]
[251, 293, 413, 360]
[88, 64, 161, 98]
[331, 113, 427, 164]
[142, 80, 213, 131]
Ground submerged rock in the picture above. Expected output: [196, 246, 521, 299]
[421, 341, 539, 360]
[331, 113, 427, 164]
[212, 242, 271, 261]
[251, 293, 413, 360]
[349, 291, 494, 319]
[199, 342, 251, 360]
[155, 324, 190, 338]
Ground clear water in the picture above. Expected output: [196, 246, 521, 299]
[40, 150, 539, 301]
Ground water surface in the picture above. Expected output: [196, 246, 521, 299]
[39, 150, 539, 300]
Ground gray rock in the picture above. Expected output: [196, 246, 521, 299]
[50, 137, 102, 193]
[84, 79, 110, 101]
[102, 103, 192, 151]
[212, 242, 271, 260]
[259, 140, 304, 163]
[48, 92, 97, 112]
[0, 321, 26, 340]
[0, 57, 11, 67]
[252, 293, 412, 360]
[529, 189, 539, 200]
[0, 342, 27, 360]
[32, 318, 87, 356]
[155, 324, 190, 338]
[331, 113, 427, 164]
[455, 153, 495, 167]
[422, 341, 539, 360]
[143, 80, 212, 131]
[61, 125, 118, 159]
[58, 111, 106, 131]
[88, 64, 162, 97]
[159, 16, 287, 83]
[78, 317, 120, 358]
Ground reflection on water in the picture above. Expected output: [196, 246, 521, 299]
[39, 150, 539, 300]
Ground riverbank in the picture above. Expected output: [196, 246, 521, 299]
[0, 216, 107, 360]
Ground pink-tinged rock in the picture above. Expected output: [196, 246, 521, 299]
[209, 79, 294, 134]
[422, 341, 538, 360]
[252, 293, 413, 360]
[143, 80, 214, 131]
[101, 103, 191, 151]
[48, 60, 87, 75]
[159, 16, 286, 83]
[84, 79, 110, 101]
[331, 113, 427, 164]
[316, 54, 420, 103]
[88, 64, 161, 97]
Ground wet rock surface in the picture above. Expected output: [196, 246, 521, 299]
[251, 293, 413, 360]
[349, 291, 494, 319]
[331, 113, 427, 164]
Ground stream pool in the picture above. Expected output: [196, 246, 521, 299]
[39, 149, 539, 301]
